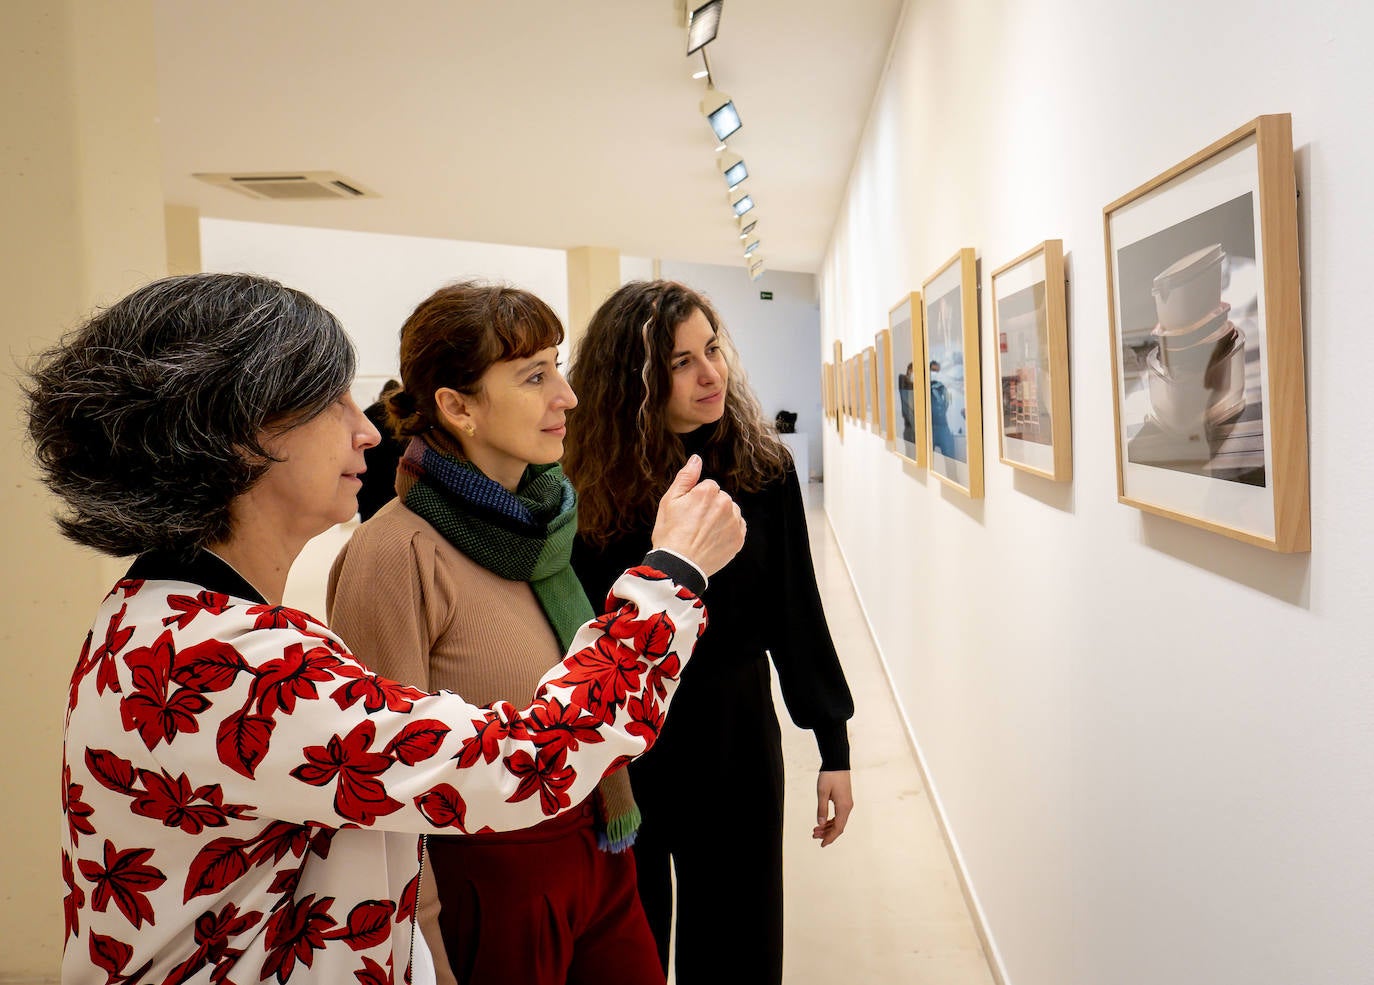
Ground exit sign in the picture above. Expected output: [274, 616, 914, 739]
[759, 290, 773, 300]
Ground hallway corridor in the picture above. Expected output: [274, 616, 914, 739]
[284, 483, 998, 984]
[771, 484, 996, 984]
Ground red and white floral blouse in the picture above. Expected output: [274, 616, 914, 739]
[61, 549, 705, 985]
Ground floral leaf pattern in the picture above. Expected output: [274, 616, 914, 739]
[503, 748, 576, 816]
[261, 893, 337, 983]
[544, 635, 643, 725]
[77, 839, 166, 929]
[62, 566, 704, 982]
[414, 783, 468, 830]
[119, 630, 212, 749]
[163, 591, 231, 629]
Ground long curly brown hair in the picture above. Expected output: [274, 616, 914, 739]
[564, 280, 788, 546]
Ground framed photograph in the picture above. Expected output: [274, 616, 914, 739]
[843, 355, 853, 418]
[832, 340, 845, 436]
[922, 248, 984, 497]
[854, 355, 865, 421]
[888, 292, 926, 466]
[863, 346, 878, 431]
[1104, 114, 1309, 551]
[990, 240, 1072, 481]
[875, 329, 895, 442]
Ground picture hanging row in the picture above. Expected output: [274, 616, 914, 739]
[821, 113, 1309, 553]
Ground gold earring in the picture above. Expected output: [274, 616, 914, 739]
[462, 423, 476, 437]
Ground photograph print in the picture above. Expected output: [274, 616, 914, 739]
[888, 293, 926, 466]
[875, 330, 894, 442]
[922, 248, 984, 497]
[991, 240, 1072, 481]
[1105, 114, 1308, 551]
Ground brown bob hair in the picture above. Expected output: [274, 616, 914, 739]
[385, 281, 564, 438]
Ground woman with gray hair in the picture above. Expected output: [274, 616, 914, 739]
[27, 272, 745, 985]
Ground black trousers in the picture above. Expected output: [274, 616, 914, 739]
[628, 659, 787, 985]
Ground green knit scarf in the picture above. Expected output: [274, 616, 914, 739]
[396, 432, 593, 650]
[395, 432, 641, 850]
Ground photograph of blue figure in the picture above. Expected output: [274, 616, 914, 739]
[929, 360, 956, 458]
[927, 286, 968, 472]
[888, 293, 923, 465]
[899, 364, 916, 444]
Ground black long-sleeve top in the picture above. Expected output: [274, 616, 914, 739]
[571, 426, 854, 771]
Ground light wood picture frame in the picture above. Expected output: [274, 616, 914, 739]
[840, 351, 851, 417]
[863, 345, 878, 431]
[851, 354, 862, 420]
[832, 340, 845, 436]
[875, 329, 895, 443]
[887, 292, 926, 466]
[1104, 113, 1309, 552]
[990, 239, 1072, 481]
[843, 355, 852, 418]
[922, 248, 984, 497]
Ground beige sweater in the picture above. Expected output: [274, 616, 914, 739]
[326, 497, 635, 985]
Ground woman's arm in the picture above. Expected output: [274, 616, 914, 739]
[763, 463, 856, 844]
[766, 463, 855, 766]
[78, 559, 707, 844]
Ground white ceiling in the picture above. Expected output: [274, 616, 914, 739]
[153, 0, 903, 274]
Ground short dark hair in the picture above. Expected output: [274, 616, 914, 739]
[386, 281, 564, 438]
[25, 272, 355, 556]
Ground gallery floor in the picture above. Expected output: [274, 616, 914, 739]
[286, 483, 996, 985]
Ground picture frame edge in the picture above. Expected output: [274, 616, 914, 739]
[1103, 112, 1311, 552]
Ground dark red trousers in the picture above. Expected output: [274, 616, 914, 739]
[426, 802, 665, 985]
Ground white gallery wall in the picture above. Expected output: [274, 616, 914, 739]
[820, 2, 1374, 985]
[200, 218, 571, 406]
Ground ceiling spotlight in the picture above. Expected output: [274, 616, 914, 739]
[743, 238, 761, 257]
[700, 88, 741, 141]
[692, 68, 709, 79]
[717, 152, 748, 189]
[687, 0, 723, 55]
[737, 215, 759, 238]
[729, 190, 755, 216]
[749, 261, 765, 281]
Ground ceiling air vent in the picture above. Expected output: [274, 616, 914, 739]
[193, 171, 378, 201]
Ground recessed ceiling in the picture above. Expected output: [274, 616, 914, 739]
[153, 0, 902, 273]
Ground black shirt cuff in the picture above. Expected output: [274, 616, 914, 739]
[815, 722, 851, 772]
[641, 549, 707, 598]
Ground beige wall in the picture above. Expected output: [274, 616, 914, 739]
[165, 204, 203, 275]
[565, 245, 621, 352]
[1, 2, 166, 977]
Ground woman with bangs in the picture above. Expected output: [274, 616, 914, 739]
[563, 280, 856, 985]
[328, 282, 666, 985]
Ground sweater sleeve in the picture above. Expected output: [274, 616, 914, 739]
[82, 565, 708, 839]
[767, 462, 854, 771]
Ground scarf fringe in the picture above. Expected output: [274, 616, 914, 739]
[596, 804, 643, 854]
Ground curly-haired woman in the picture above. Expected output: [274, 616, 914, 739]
[563, 280, 855, 985]
[27, 272, 744, 985]
[328, 283, 668, 985]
